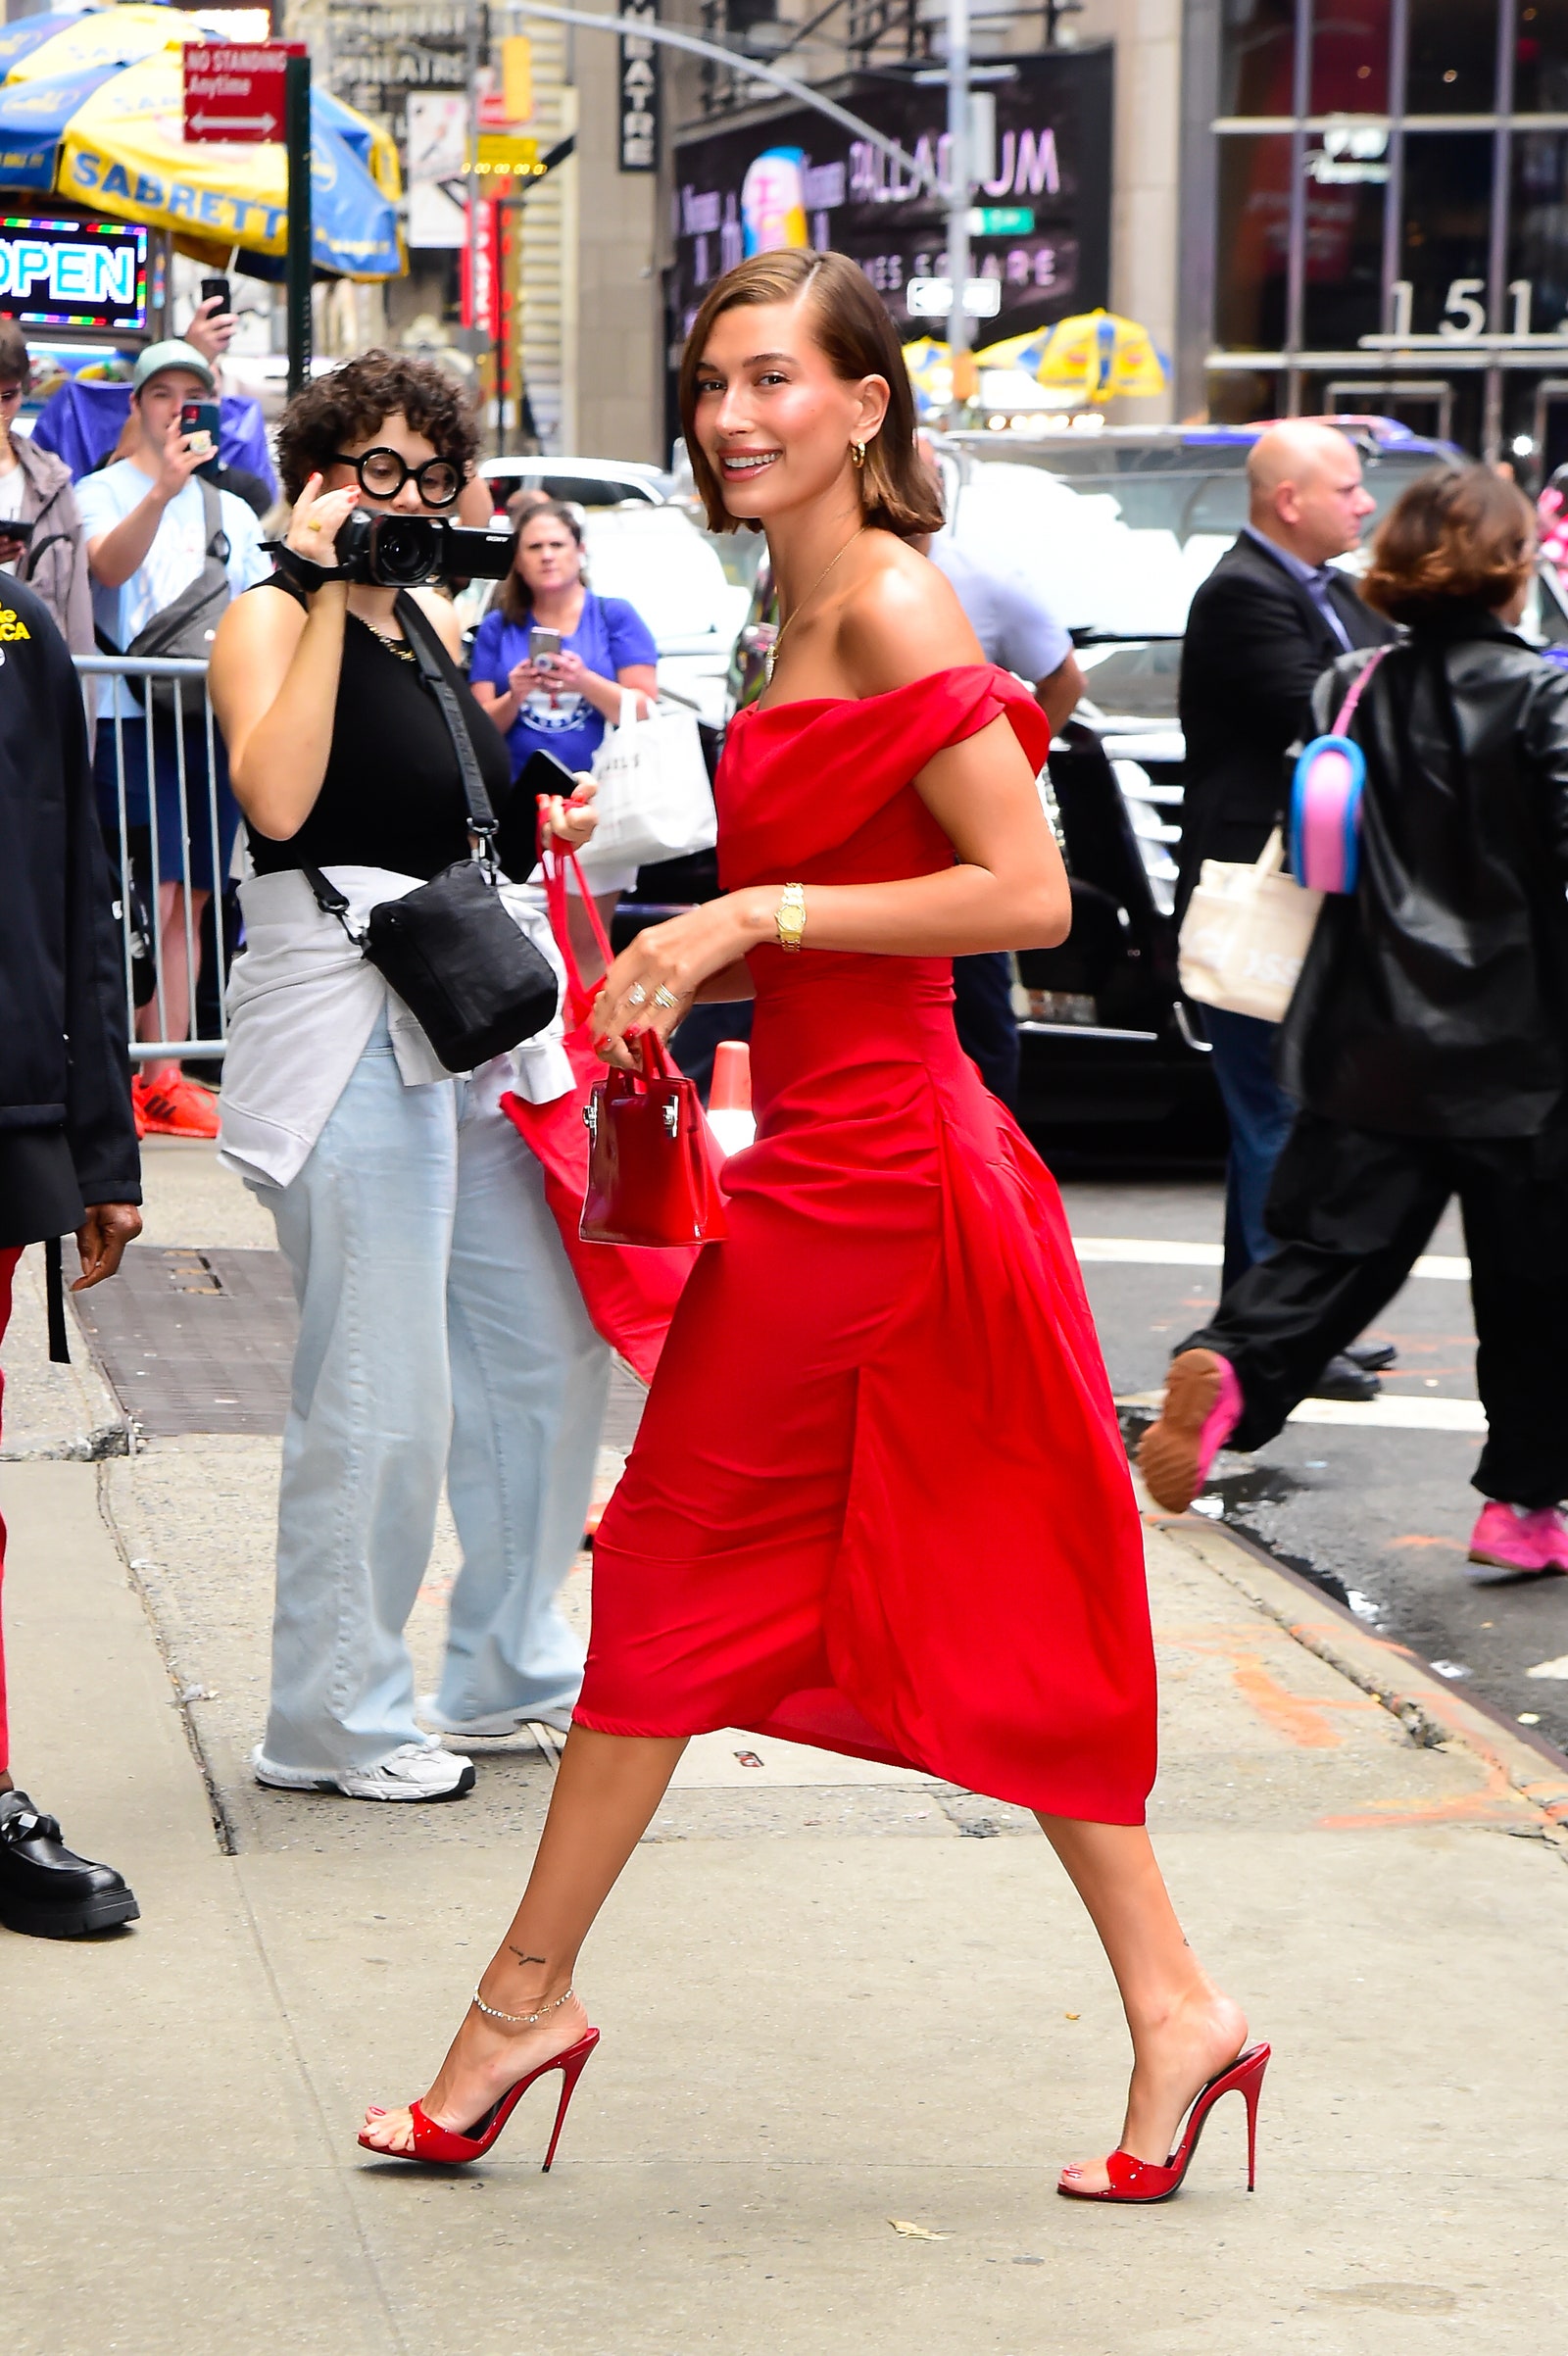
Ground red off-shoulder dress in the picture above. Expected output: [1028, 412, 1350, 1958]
[574, 666, 1156, 1823]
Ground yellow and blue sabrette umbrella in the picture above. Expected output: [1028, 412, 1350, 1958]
[976, 311, 1170, 405]
[0, 6, 402, 279]
[902, 335, 952, 419]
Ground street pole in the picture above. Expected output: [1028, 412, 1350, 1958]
[466, 3, 483, 359]
[285, 50, 312, 399]
[946, 0, 973, 416]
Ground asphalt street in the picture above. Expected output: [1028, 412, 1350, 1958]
[1054, 1171, 1568, 1761]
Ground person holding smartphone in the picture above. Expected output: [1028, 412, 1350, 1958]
[469, 500, 659, 970]
[77, 340, 270, 1140]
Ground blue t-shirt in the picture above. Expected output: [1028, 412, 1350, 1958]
[470, 592, 659, 779]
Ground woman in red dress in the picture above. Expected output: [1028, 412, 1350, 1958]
[362, 251, 1263, 2202]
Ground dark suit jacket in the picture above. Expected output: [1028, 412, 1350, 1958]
[1177, 532, 1395, 912]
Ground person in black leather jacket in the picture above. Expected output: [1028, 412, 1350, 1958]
[1140, 464, 1568, 1584]
[0, 573, 144, 1937]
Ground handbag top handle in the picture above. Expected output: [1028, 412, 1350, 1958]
[1328, 644, 1392, 738]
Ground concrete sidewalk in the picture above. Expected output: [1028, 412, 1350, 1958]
[4, 1153, 1568, 2352]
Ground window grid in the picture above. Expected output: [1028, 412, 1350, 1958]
[1208, 0, 1567, 454]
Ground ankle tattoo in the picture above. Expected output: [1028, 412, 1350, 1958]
[508, 1946, 547, 1966]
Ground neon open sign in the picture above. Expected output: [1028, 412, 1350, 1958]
[0, 216, 148, 331]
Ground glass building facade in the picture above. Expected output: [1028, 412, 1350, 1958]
[1204, 0, 1568, 468]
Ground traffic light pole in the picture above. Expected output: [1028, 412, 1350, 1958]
[285, 50, 312, 399]
[945, 0, 974, 411]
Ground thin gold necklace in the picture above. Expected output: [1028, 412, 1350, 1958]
[352, 611, 417, 664]
[764, 528, 864, 684]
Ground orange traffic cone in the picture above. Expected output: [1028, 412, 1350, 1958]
[707, 1039, 756, 1156]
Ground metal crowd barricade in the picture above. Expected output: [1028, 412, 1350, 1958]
[75, 654, 232, 1066]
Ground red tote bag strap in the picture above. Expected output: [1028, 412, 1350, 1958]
[537, 821, 617, 1027]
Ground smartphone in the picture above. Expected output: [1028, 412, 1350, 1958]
[495, 748, 583, 880]
[200, 275, 232, 315]
[0, 515, 35, 547]
[179, 398, 222, 481]
[529, 626, 562, 669]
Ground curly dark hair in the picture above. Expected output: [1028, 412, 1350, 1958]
[1362, 462, 1536, 623]
[274, 348, 479, 504]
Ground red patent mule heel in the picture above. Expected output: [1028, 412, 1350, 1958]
[1056, 2041, 1270, 2205]
[360, 2028, 601, 2169]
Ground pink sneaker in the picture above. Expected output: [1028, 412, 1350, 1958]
[1138, 1350, 1244, 1515]
[1466, 1501, 1568, 1583]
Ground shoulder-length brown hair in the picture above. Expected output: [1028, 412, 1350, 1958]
[1362, 463, 1536, 624]
[677, 249, 943, 542]
[496, 498, 586, 626]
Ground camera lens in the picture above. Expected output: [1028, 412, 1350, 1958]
[368, 514, 439, 585]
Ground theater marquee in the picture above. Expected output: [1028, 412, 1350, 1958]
[668, 49, 1111, 349]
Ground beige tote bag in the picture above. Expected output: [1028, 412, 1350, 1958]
[1177, 828, 1323, 1025]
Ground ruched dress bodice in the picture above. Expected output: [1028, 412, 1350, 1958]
[575, 667, 1156, 1822]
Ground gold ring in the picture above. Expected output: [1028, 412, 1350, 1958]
[625, 982, 649, 1008]
[652, 985, 680, 1010]
[307, 516, 322, 533]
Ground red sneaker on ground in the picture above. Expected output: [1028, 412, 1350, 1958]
[1466, 1501, 1568, 1583]
[134, 1068, 220, 1140]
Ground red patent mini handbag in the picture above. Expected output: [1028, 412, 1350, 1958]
[580, 1023, 729, 1249]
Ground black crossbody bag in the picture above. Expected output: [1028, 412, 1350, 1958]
[303, 592, 559, 1073]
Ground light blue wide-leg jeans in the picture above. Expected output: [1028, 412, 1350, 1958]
[254, 1018, 609, 1773]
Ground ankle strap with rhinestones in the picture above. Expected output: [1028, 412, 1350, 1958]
[471, 1984, 575, 2027]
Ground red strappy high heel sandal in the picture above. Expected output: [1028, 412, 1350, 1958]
[1056, 2041, 1270, 2205]
[361, 1985, 601, 2170]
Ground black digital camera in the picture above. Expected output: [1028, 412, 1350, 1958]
[333, 509, 516, 587]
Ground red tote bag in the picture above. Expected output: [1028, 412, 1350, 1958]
[499, 845, 699, 1383]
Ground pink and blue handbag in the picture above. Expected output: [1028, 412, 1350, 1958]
[1289, 647, 1392, 894]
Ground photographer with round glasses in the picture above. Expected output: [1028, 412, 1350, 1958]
[208, 350, 611, 1806]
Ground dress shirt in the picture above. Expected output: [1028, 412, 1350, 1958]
[1243, 525, 1354, 653]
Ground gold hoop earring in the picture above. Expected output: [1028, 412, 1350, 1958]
[850, 440, 867, 468]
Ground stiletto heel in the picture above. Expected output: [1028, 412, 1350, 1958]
[1057, 2041, 1270, 2205]
[360, 2028, 601, 2169]
[1242, 2046, 1263, 2191]
[541, 2037, 596, 2172]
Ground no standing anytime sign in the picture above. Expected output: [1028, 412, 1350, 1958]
[183, 44, 305, 144]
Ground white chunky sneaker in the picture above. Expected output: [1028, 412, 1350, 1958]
[250, 1740, 476, 1801]
[417, 1695, 576, 1739]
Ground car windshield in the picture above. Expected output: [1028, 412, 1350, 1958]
[581, 507, 751, 645]
[943, 440, 1451, 720]
[948, 445, 1445, 637]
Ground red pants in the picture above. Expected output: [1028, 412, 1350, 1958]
[0, 1246, 18, 1774]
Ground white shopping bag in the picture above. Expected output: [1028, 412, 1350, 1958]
[582, 691, 717, 879]
[1176, 828, 1322, 1025]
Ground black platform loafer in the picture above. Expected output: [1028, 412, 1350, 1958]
[0, 1791, 140, 1939]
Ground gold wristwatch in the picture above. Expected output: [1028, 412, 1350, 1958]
[774, 882, 807, 953]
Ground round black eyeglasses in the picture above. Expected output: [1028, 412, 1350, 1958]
[331, 447, 462, 508]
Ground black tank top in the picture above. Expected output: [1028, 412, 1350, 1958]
[245, 573, 514, 881]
